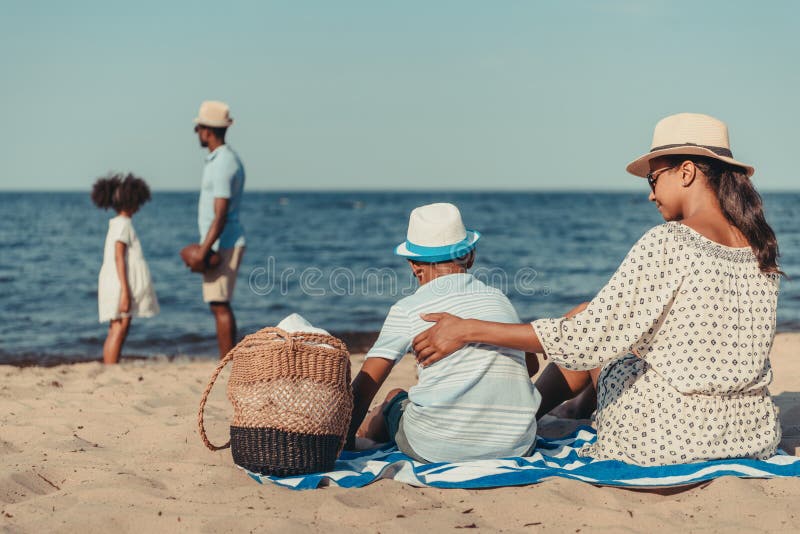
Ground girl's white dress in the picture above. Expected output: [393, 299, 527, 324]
[98, 215, 159, 322]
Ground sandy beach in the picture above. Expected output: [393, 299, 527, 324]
[1, 334, 798, 533]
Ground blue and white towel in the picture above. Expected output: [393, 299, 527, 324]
[245, 427, 800, 490]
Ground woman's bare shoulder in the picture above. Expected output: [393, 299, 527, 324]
[678, 215, 749, 248]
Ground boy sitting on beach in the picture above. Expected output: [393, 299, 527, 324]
[345, 203, 541, 462]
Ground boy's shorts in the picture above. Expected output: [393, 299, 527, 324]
[202, 247, 245, 303]
[384, 392, 538, 461]
[382, 391, 428, 463]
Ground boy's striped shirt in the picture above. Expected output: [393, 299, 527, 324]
[367, 273, 540, 462]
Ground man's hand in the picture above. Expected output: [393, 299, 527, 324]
[186, 245, 207, 272]
[412, 312, 470, 367]
[180, 244, 209, 273]
[186, 197, 230, 273]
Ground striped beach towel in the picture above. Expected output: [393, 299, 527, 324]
[245, 426, 800, 490]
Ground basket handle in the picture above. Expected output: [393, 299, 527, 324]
[198, 350, 235, 451]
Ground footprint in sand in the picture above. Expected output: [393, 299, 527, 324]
[114, 471, 169, 491]
[0, 470, 61, 504]
[0, 440, 21, 456]
[132, 404, 154, 416]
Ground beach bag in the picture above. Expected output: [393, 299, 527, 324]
[198, 327, 353, 476]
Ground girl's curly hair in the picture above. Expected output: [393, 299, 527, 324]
[91, 172, 151, 212]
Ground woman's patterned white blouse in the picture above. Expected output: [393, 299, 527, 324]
[532, 222, 781, 466]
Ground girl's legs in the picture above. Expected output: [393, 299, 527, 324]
[535, 364, 601, 419]
[102, 323, 115, 362]
[103, 317, 132, 364]
[534, 301, 600, 419]
[525, 352, 540, 377]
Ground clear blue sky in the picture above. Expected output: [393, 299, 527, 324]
[1, 1, 798, 191]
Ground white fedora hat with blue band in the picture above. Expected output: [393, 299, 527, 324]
[395, 203, 481, 263]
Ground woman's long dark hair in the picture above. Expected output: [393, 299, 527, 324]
[664, 155, 783, 275]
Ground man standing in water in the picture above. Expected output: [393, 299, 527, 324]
[184, 100, 246, 358]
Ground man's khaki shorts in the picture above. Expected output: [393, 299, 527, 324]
[202, 247, 245, 303]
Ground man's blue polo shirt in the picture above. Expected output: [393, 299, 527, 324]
[197, 144, 246, 250]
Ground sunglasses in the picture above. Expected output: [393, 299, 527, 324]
[646, 167, 673, 192]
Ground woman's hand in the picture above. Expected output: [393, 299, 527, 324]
[412, 313, 471, 367]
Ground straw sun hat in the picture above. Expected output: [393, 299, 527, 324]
[626, 113, 754, 178]
[395, 203, 481, 263]
[194, 100, 234, 128]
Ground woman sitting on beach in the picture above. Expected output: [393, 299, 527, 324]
[412, 113, 783, 466]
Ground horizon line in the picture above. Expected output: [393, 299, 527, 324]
[2, 187, 800, 194]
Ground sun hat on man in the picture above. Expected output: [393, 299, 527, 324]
[626, 113, 754, 178]
[194, 100, 234, 128]
[395, 203, 481, 263]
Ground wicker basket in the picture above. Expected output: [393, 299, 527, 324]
[198, 327, 353, 476]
